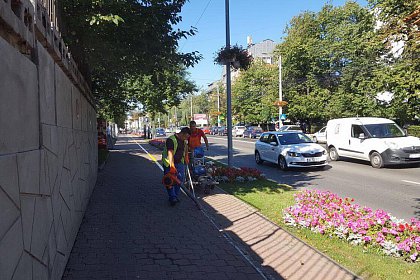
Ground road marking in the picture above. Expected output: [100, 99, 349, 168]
[130, 137, 164, 171]
[402, 180, 420, 186]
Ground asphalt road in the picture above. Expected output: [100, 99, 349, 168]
[205, 135, 420, 222]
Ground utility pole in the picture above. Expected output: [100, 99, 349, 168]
[217, 84, 220, 127]
[225, 0, 233, 167]
[278, 55, 283, 129]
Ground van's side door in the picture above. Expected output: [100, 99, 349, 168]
[347, 124, 368, 159]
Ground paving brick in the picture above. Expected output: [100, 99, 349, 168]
[63, 136, 358, 280]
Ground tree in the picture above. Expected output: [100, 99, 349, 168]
[367, 0, 420, 124]
[275, 1, 385, 124]
[232, 59, 279, 124]
[59, 0, 201, 122]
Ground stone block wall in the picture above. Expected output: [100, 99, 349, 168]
[0, 1, 98, 279]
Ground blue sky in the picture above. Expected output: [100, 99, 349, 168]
[177, 0, 367, 90]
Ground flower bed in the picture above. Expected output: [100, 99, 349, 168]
[149, 139, 166, 150]
[213, 166, 263, 183]
[283, 190, 420, 262]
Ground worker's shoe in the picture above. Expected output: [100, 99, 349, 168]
[169, 197, 177, 206]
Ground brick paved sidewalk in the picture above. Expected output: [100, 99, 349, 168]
[62, 136, 263, 280]
[63, 135, 359, 280]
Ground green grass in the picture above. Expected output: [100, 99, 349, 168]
[219, 180, 420, 280]
[98, 149, 109, 166]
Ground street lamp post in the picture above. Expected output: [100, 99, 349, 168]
[217, 84, 220, 127]
[225, 0, 233, 167]
[278, 55, 283, 129]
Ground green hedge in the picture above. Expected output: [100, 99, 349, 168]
[408, 125, 420, 137]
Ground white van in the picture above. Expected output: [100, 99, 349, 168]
[326, 117, 420, 168]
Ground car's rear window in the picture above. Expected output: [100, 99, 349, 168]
[278, 133, 312, 145]
[288, 126, 301, 131]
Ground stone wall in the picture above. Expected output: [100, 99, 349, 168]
[0, 0, 98, 279]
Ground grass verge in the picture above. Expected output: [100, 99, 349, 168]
[219, 180, 419, 280]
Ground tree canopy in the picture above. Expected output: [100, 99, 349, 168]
[274, 1, 384, 123]
[60, 0, 201, 123]
[232, 59, 278, 124]
[367, 0, 420, 124]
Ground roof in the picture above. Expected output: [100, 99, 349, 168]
[327, 117, 395, 124]
[263, 131, 304, 135]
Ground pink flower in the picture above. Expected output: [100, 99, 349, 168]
[363, 236, 372, 242]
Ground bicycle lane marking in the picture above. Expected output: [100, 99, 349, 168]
[130, 137, 164, 171]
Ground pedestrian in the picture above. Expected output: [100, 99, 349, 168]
[301, 121, 307, 134]
[106, 125, 113, 149]
[162, 127, 191, 206]
[188, 121, 209, 151]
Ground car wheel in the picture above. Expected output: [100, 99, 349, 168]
[312, 136, 317, 143]
[255, 151, 263, 165]
[370, 152, 384, 168]
[278, 156, 288, 171]
[328, 146, 340, 161]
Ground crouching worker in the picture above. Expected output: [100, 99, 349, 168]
[162, 127, 191, 206]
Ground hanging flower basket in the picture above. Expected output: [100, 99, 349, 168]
[214, 44, 252, 70]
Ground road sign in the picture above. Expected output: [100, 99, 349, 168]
[280, 114, 287, 121]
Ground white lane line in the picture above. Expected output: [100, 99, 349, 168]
[402, 180, 420, 186]
[130, 137, 164, 171]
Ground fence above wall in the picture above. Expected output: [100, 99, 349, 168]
[0, 0, 35, 54]
[0, 0, 95, 109]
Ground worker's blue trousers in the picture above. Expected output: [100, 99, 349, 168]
[163, 163, 185, 201]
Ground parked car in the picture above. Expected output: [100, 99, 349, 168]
[326, 117, 420, 168]
[201, 126, 211, 134]
[175, 126, 188, 133]
[312, 126, 327, 143]
[218, 126, 227, 136]
[155, 128, 166, 137]
[255, 131, 328, 170]
[233, 126, 247, 137]
[278, 125, 302, 132]
[243, 126, 263, 138]
[210, 126, 219, 135]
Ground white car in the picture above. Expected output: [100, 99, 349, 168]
[233, 126, 246, 137]
[278, 125, 302, 132]
[175, 126, 188, 133]
[312, 126, 327, 143]
[255, 132, 328, 170]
